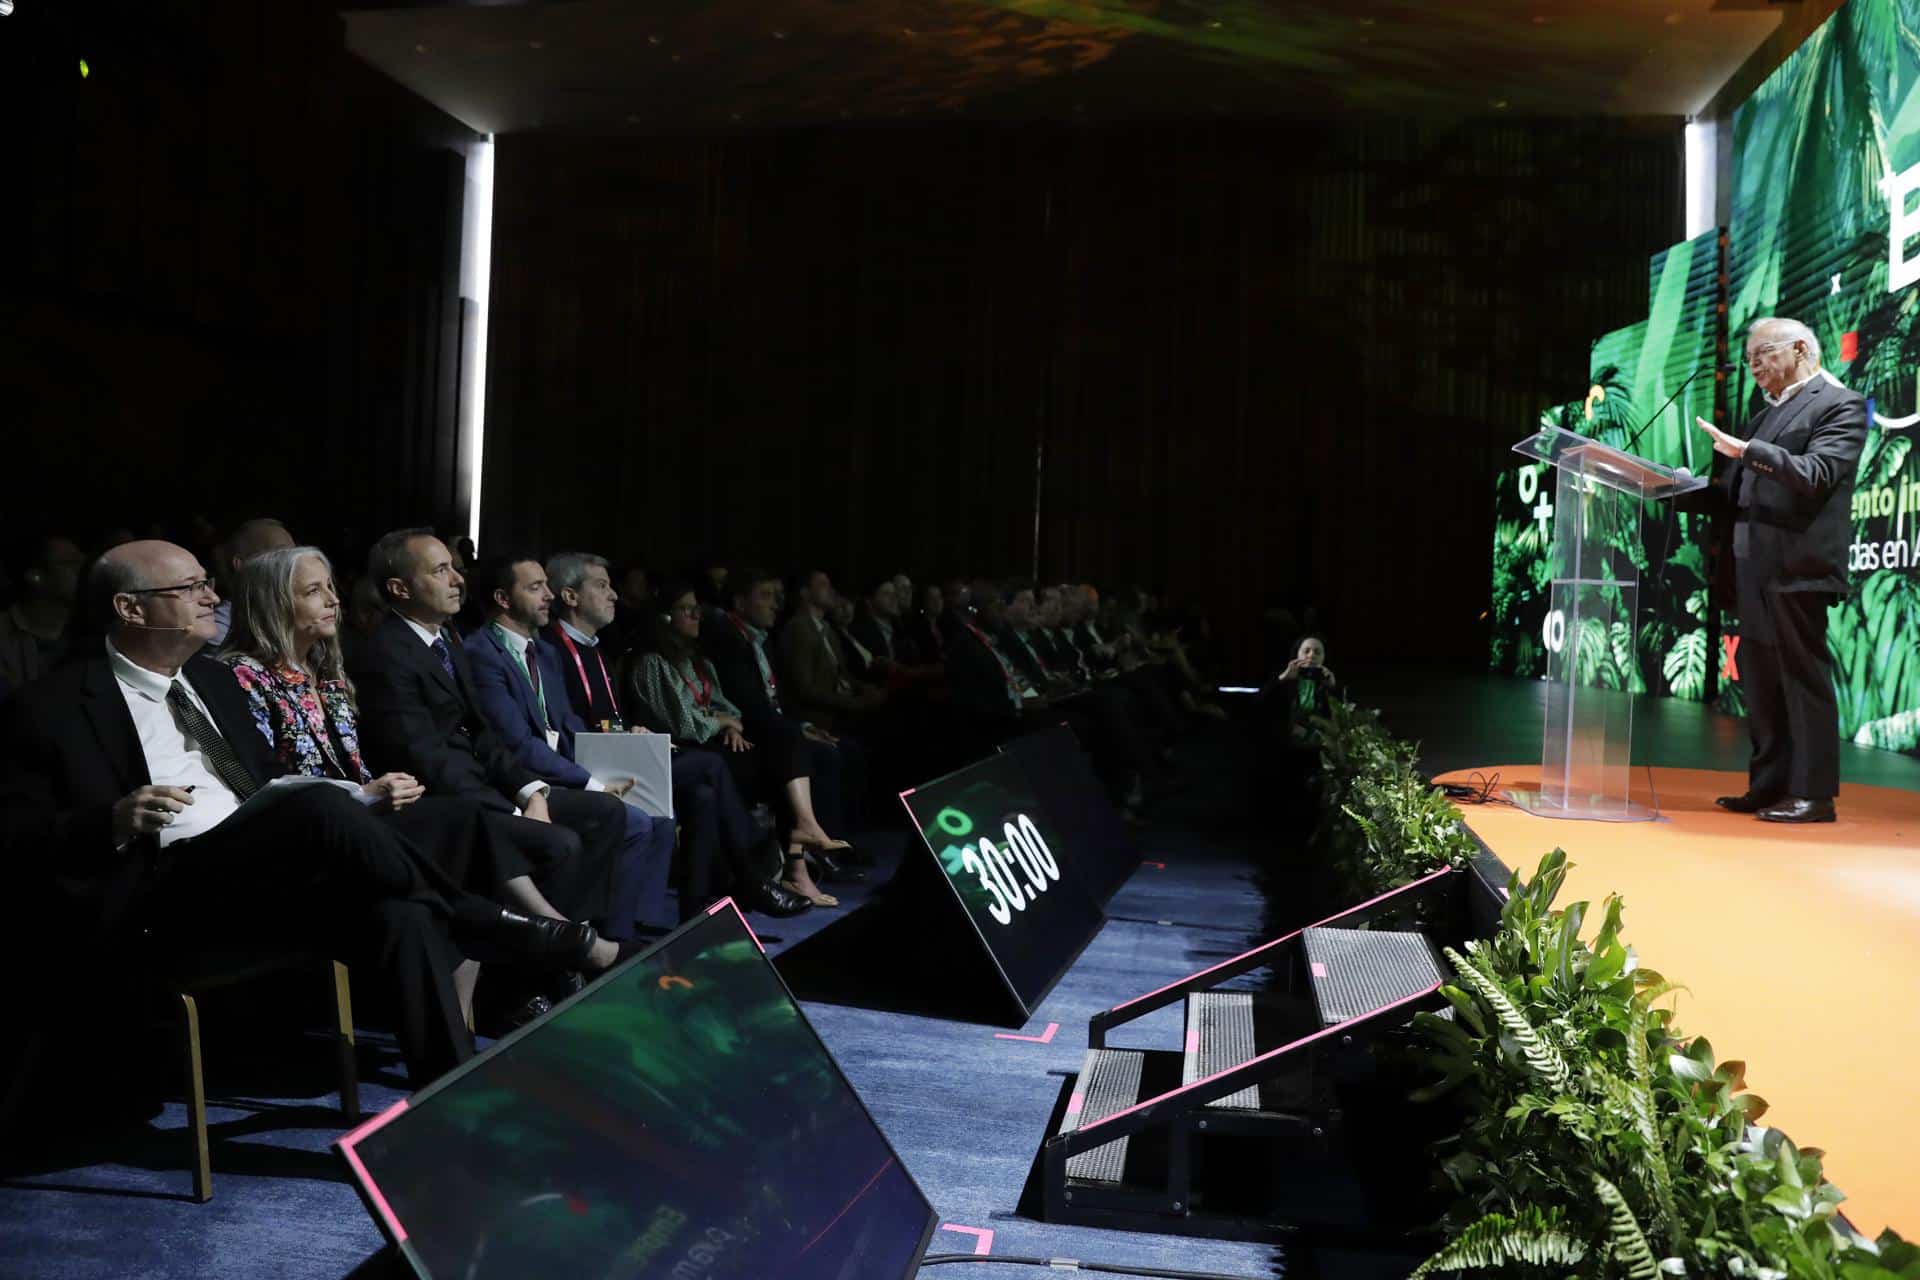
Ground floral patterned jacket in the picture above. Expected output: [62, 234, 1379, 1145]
[225, 654, 372, 784]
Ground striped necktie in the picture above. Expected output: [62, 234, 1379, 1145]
[166, 682, 260, 800]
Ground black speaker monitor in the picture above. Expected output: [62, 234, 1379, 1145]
[899, 749, 1107, 1023]
[336, 902, 938, 1279]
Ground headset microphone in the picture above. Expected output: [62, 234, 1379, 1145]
[120, 620, 202, 633]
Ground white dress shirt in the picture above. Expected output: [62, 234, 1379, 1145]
[107, 640, 243, 846]
[391, 611, 548, 807]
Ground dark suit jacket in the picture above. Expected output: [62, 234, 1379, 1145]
[703, 612, 788, 737]
[464, 625, 594, 790]
[347, 613, 536, 811]
[1718, 377, 1869, 596]
[0, 650, 281, 951]
[946, 625, 1021, 725]
[772, 613, 866, 731]
[998, 625, 1055, 688]
[851, 608, 916, 671]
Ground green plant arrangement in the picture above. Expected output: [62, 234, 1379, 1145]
[1410, 849, 1919, 1278]
[1305, 697, 1477, 900]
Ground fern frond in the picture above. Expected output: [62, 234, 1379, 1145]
[1443, 946, 1571, 1092]
[1594, 1173, 1661, 1280]
[1408, 1207, 1588, 1277]
[1623, 999, 1682, 1252]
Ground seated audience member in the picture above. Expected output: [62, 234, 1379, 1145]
[0, 541, 593, 1086]
[208, 517, 295, 645]
[998, 582, 1159, 812]
[629, 585, 852, 907]
[846, 576, 940, 685]
[774, 570, 885, 732]
[908, 582, 948, 661]
[0, 534, 85, 690]
[707, 568, 868, 850]
[348, 528, 634, 967]
[459, 554, 679, 937]
[942, 580, 1034, 758]
[827, 593, 876, 682]
[545, 551, 634, 731]
[546, 552, 808, 919]
[223, 547, 584, 926]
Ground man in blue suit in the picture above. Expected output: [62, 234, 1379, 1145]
[465, 553, 677, 936]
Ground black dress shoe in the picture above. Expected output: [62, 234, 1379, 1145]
[808, 850, 867, 884]
[487, 909, 599, 969]
[475, 993, 552, 1039]
[737, 878, 813, 918]
[1715, 792, 1778, 813]
[1757, 797, 1836, 823]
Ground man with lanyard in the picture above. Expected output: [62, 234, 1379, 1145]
[465, 554, 676, 936]
[544, 551, 812, 912]
[708, 568, 870, 859]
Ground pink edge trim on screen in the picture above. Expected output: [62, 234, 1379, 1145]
[1082, 981, 1442, 1132]
[708, 896, 765, 952]
[1107, 865, 1454, 1012]
[337, 1099, 412, 1243]
[939, 1224, 996, 1256]
[898, 787, 917, 799]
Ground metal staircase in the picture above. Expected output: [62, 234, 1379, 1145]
[1041, 865, 1485, 1243]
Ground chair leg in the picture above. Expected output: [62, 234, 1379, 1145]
[177, 992, 211, 1203]
[330, 961, 360, 1123]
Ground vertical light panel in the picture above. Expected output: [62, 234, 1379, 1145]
[1684, 119, 1717, 241]
[458, 136, 496, 551]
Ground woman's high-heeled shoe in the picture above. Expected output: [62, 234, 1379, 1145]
[782, 853, 839, 908]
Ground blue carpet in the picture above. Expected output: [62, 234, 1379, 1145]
[0, 741, 1308, 1280]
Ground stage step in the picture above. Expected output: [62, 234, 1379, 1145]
[1183, 992, 1263, 1110]
[1060, 1048, 1145, 1185]
[1302, 927, 1443, 1027]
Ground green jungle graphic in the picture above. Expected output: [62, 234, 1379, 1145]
[1493, 0, 1920, 755]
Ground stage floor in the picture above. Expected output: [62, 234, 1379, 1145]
[1430, 744, 1920, 1237]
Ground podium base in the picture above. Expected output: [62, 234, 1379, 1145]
[1504, 788, 1658, 823]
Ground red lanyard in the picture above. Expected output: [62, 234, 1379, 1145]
[556, 627, 620, 716]
[726, 612, 778, 697]
[963, 620, 1019, 692]
[680, 660, 713, 708]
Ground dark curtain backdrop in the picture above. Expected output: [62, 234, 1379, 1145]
[487, 120, 1681, 673]
[0, 1, 478, 567]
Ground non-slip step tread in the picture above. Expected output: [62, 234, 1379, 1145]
[1302, 926, 1443, 1026]
[1061, 1048, 1144, 1185]
[1184, 991, 1263, 1111]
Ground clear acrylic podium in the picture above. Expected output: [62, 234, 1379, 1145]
[1507, 424, 1708, 821]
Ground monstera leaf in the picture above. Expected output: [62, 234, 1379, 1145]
[1575, 616, 1619, 689]
[1830, 570, 1920, 737]
[1663, 629, 1709, 701]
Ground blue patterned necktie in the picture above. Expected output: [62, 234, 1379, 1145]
[431, 634, 456, 682]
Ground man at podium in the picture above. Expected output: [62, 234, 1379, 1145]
[1695, 317, 1868, 824]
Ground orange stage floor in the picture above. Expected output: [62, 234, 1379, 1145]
[1435, 764, 1920, 1239]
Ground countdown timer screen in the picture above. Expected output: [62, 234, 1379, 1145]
[339, 905, 938, 1280]
[901, 751, 1106, 1017]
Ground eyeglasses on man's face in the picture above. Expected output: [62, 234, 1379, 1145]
[1745, 341, 1794, 366]
[125, 577, 218, 600]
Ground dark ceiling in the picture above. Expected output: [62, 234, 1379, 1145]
[342, 0, 1788, 134]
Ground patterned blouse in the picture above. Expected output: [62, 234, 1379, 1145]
[225, 654, 372, 783]
[630, 651, 741, 745]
